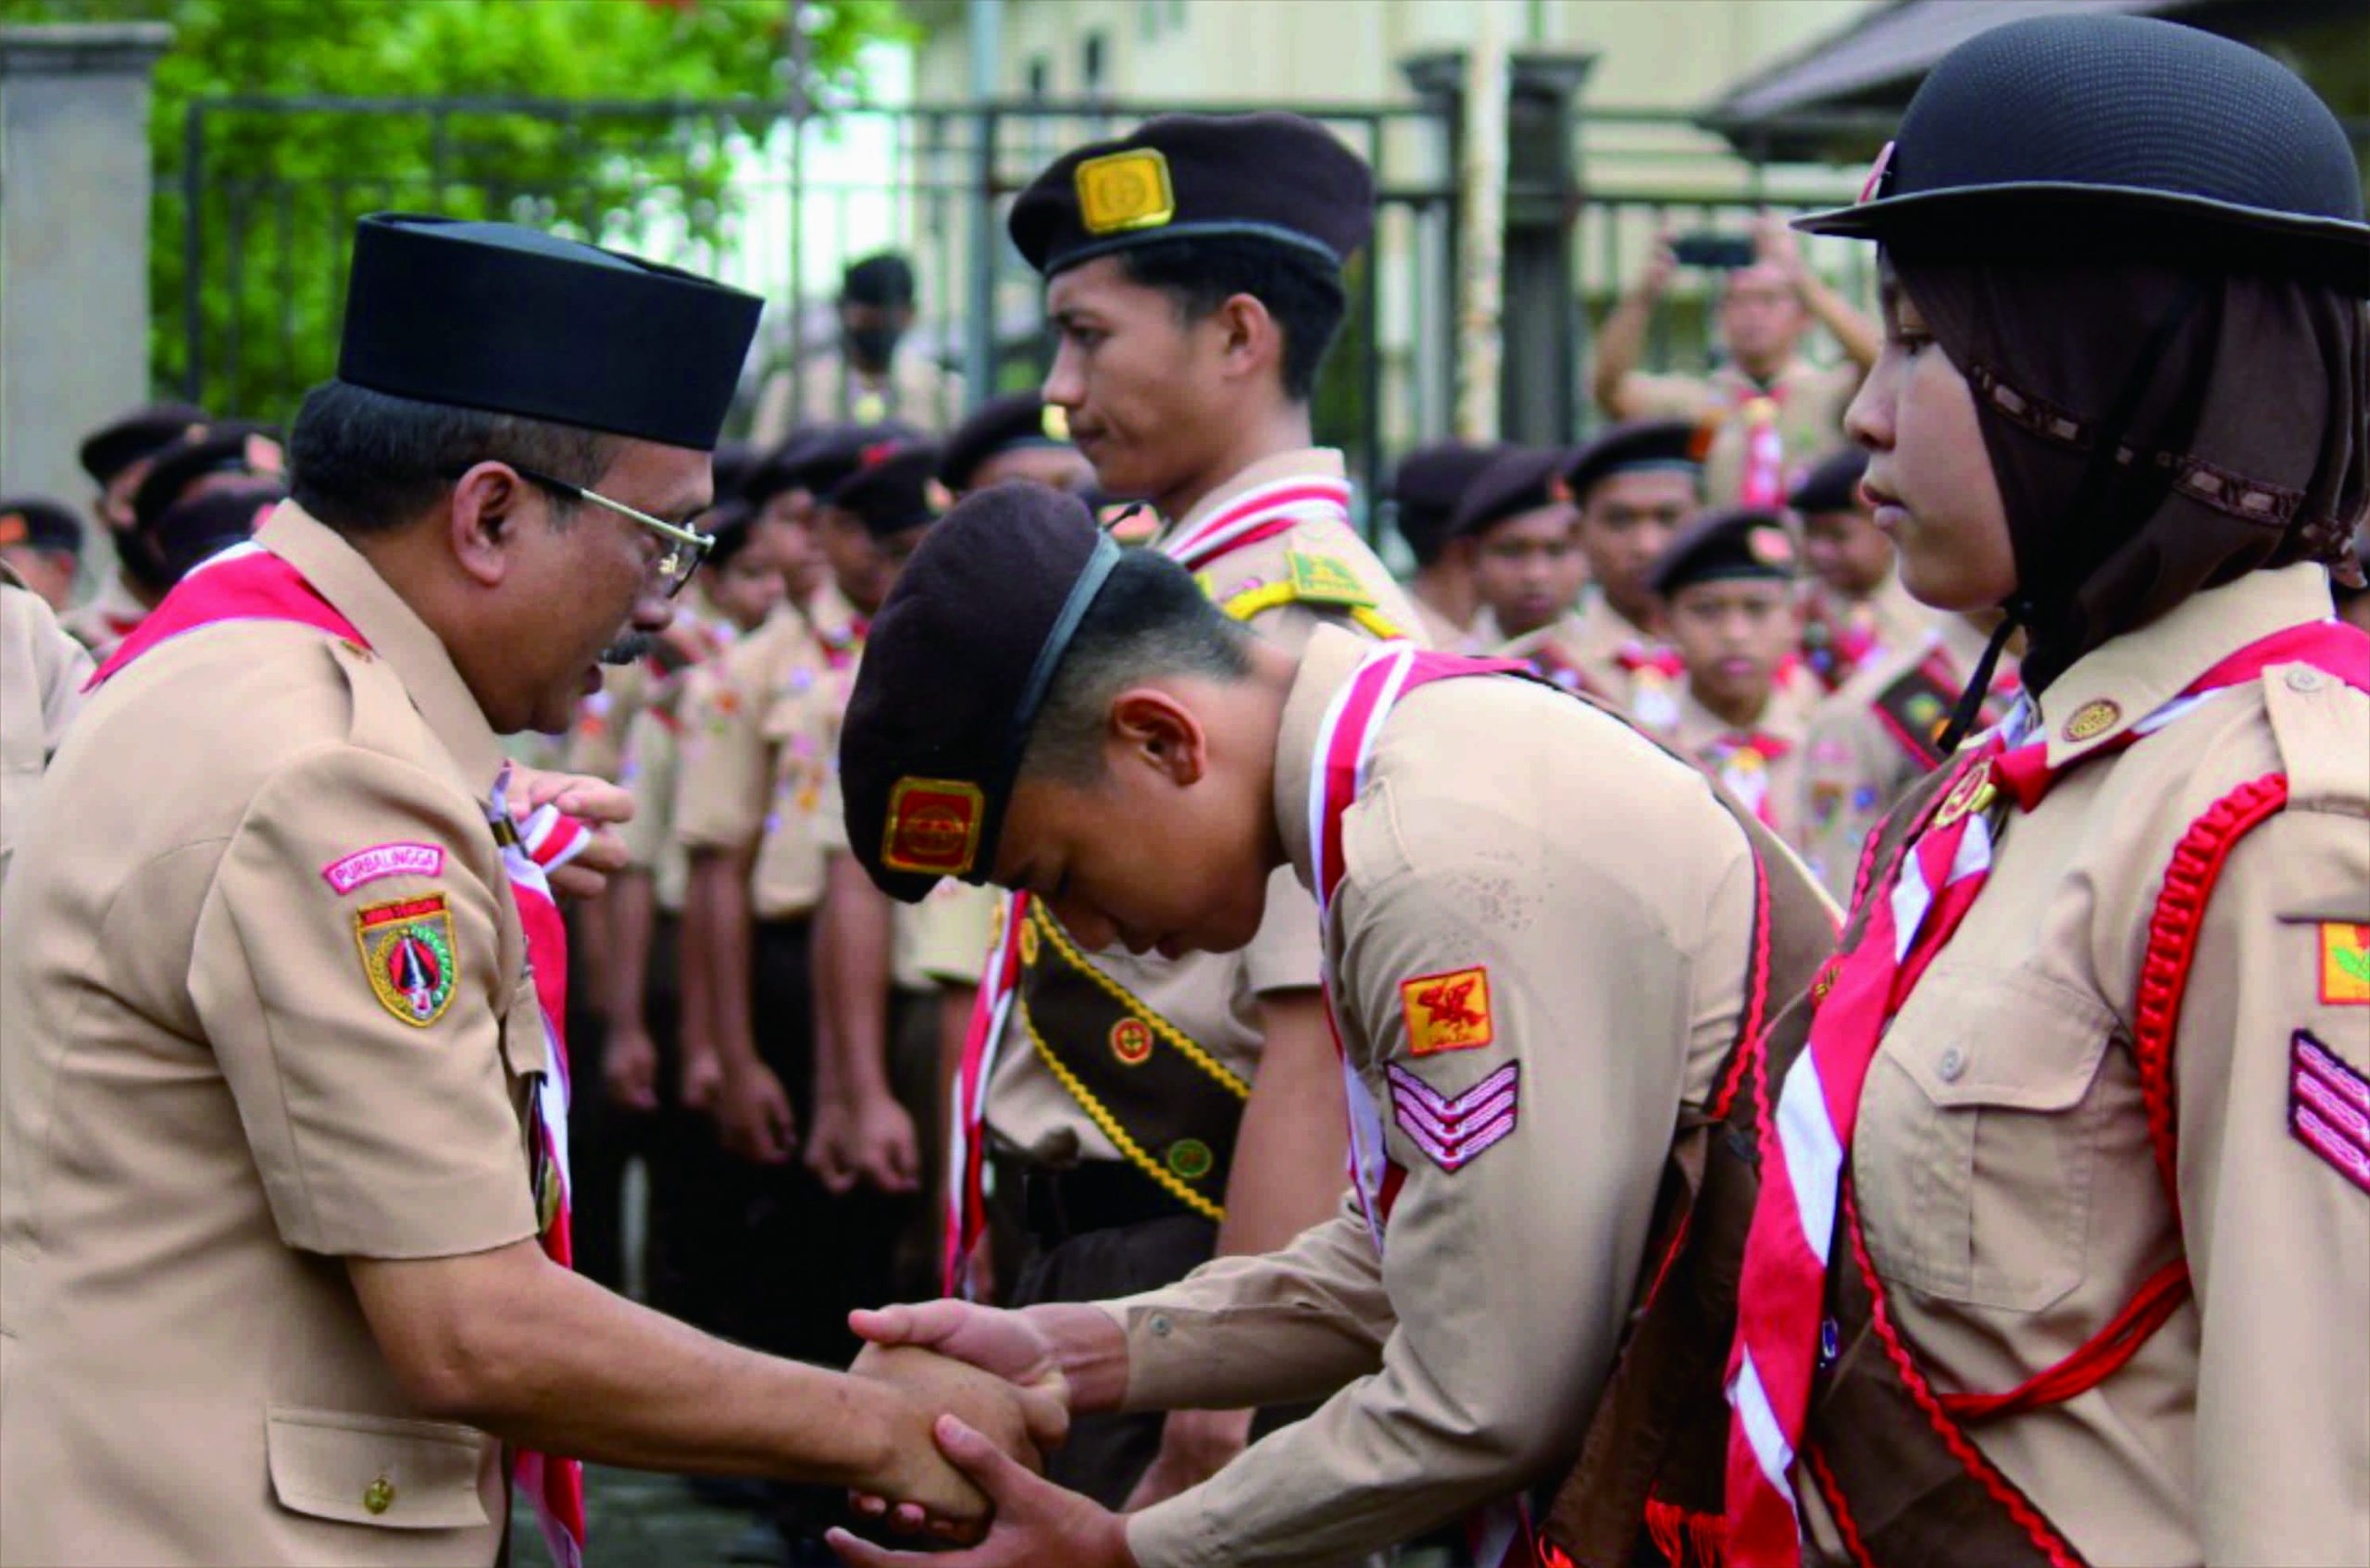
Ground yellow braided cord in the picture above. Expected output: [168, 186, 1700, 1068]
[1350, 604, 1405, 640]
[1217, 582, 1404, 642]
[1027, 904, 1251, 1097]
[1018, 1000, 1228, 1224]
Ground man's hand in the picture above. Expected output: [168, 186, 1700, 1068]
[849, 1300, 1068, 1406]
[828, 1416, 1134, 1568]
[603, 1023, 661, 1113]
[808, 1090, 922, 1196]
[853, 1343, 1068, 1460]
[1640, 229, 1679, 297]
[715, 1055, 796, 1164]
[680, 1039, 724, 1114]
[1122, 1406, 1252, 1512]
[1753, 211, 1807, 291]
[511, 767, 634, 901]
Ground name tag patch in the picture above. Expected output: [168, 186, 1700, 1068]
[1387, 1061, 1518, 1174]
[320, 841, 445, 895]
[2290, 1029, 2370, 1195]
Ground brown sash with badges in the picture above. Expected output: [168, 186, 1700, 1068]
[1014, 900, 1249, 1223]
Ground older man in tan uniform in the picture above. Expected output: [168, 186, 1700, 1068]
[0, 216, 1050, 1568]
[0, 560, 91, 893]
[824, 485, 1839, 1568]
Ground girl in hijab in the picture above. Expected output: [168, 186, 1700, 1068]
[1710, 14, 2370, 1567]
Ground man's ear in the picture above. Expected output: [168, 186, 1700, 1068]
[1212, 292, 1281, 388]
[1108, 687, 1207, 787]
[447, 462, 528, 590]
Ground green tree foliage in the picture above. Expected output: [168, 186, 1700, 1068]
[0, 0, 909, 419]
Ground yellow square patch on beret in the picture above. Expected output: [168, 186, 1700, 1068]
[882, 777, 986, 877]
[1076, 148, 1176, 236]
[1286, 550, 1375, 608]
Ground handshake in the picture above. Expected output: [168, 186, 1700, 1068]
[834, 1300, 1133, 1565]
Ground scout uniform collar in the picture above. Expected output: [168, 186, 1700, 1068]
[1268, 625, 1377, 886]
[2026, 561, 2339, 772]
[1159, 446, 1346, 545]
[259, 505, 507, 790]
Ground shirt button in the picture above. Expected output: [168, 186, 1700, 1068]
[1149, 1314, 1173, 1338]
[2287, 666, 2325, 692]
[1937, 1047, 1966, 1083]
[363, 1476, 395, 1515]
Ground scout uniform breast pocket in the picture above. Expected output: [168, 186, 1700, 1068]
[1855, 964, 2120, 1312]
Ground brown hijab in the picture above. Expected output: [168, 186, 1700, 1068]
[1889, 251, 2368, 691]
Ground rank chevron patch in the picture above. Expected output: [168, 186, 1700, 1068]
[2290, 1029, 2370, 1195]
[1386, 1061, 1519, 1174]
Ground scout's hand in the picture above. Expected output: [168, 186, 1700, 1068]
[849, 1300, 1067, 1408]
[512, 767, 632, 901]
[1122, 1406, 1251, 1512]
[716, 1056, 797, 1164]
[679, 1038, 724, 1114]
[1753, 211, 1808, 291]
[853, 1342, 1068, 1462]
[603, 1023, 661, 1112]
[808, 1091, 922, 1196]
[829, 1417, 1133, 1568]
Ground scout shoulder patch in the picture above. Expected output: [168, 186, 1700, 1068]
[2318, 921, 2370, 1004]
[355, 894, 459, 1027]
[1400, 965, 1494, 1055]
[1387, 1061, 1518, 1173]
[321, 841, 445, 895]
[1075, 147, 1176, 236]
[2289, 1029, 2370, 1194]
[881, 777, 985, 877]
[1285, 550, 1376, 609]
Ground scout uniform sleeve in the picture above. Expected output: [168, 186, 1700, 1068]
[1125, 843, 1700, 1568]
[30, 593, 93, 750]
[1101, 1193, 1393, 1413]
[1603, 367, 1719, 424]
[2169, 791, 2370, 1564]
[617, 705, 677, 874]
[672, 651, 770, 852]
[186, 743, 540, 1259]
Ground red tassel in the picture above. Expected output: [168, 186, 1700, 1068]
[1643, 1500, 1728, 1565]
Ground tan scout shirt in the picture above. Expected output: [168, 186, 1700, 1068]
[672, 605, 837, 920]
[1499, 594, 1681, 729]
[619, 703, 692, 912]
[1799, 565, 2370, 1568]
[1805, 566, 1932, 680]
[1666, 686, 1811, 850]
[1618, 356, 1863, 508]
[0, 507, 543, 1567]
[0, 566, 92, 893]
[1110, 625, 1809, 1568]
[1795, 614, 1994, 900]
[981, 450, 1424, 1166]
[56, 566, 150, 659]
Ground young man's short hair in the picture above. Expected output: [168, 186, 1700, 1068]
[1114, 234, 1348, 404]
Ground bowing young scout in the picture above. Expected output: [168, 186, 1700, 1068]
[1555, 18, 2370, 1568]
[0, 216, 1055, 1568]
[931, 111, 1427, 1512]
[824, 482, 1840, 1568]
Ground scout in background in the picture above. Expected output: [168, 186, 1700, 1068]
[60, 400, 208, 653]
[1388, 438, 1509, 652]
[1789, 444, 1932, 691]
[1445, 445, 1584, 664]
[1648, 507, 1813, 843]
[0, 497, 84, 611]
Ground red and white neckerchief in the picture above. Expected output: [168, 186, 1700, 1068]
[1703, 731, 1795, 829]
[91, 542, 596, 1567]
[1719, 618, 2370, 1567]
[1731, 380, 1791, 510]
[1157, 473, 1353, 574]
[1309, 641, 1545, 1568]
[943, 890, 1029, 1297]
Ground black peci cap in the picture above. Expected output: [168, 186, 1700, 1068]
[1564, 419, 1703, 508]
[336, 214, 764, 449]
[1650, 507, 1799, 598]
[841, 483, 1123, 902]
[1788, 447, 1870, 517]
[1796, 15, 2369, 294]
[938, 393, 1076, 493]
[1391, 441, 1509, 566]
[78, 402, 210, 488]
[131, 422, 285, 534]
[150, 481, 284, 585]
[1450, 447, 1572, 541]
[1009, 112, 1376, 280]
[0, 497, 85, 556]
[830, 442, 950, 541]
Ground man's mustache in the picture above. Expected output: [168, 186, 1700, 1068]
[600, 631, 655, 666]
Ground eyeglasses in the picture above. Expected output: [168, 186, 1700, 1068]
[505, 464, 715, 599]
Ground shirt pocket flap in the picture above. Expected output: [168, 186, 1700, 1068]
[266, 1405, 492, 1529]
[500, 976, 550, 1080]
[1890, 966, 2116, 1112]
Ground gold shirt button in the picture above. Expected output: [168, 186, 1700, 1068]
[363, 1476, 395, 1515]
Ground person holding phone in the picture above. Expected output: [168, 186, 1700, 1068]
[1591, 215, 1880, 510]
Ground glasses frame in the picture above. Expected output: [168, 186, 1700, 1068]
[502, 463, 715, 600]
